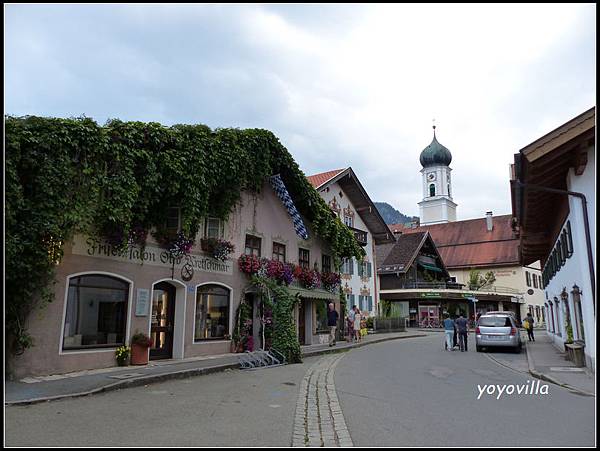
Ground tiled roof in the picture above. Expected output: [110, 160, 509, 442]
[306, 169, 346, 189]
[399, 215, 519, 268]
[379, 232, 427, 271]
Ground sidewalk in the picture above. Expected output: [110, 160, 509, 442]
[5, 330, 426, 406]
[524, 332, 595, 397]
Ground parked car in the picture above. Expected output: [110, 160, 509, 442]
[475, 314, 522, 353]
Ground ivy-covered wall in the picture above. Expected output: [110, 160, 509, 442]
[5, 115, 365, 356]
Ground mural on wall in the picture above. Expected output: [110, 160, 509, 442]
[328, 197, 341, 217]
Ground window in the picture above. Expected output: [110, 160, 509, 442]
[346, 294, 355, 308]
[205, 217, 223, 239]
[299, 248, 310, 269]
[322, 254, 331, 273]
[344, 215, 354, 228]
[533, 274, 538, 289]
[526, 271, 531, 287]
[245, 235, 261, 256]
[429, 184, 436, 197]
[63, 275, 129, 350]
[273, 242, 286, 262]
[342, 258, 354, 275]
[166, 207, 181, 234]
[195, 285, 230, 340]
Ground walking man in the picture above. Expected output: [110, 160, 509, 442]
[327, 302, 339, 347]
[455, 312, 469, 352]
[443, 314, 455, 351]
[524, 311, 535, 342]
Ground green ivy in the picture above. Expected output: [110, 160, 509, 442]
[5, 115, 365, 357]
[250, 276, 302, 363]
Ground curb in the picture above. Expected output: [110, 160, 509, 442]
[6, 333, 427, 406]
[524, 340, 595, 398]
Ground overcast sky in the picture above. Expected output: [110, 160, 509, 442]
[5, 4, 596, 220]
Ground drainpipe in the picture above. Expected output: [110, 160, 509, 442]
[515, 181, 595, 313]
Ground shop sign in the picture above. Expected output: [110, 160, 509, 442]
[462, 293, 475, 298]
[420, 292, 441, 298]
[135, 289, 150, 316]
[72, 236, 233, 275]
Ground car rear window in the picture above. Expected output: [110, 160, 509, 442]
[479, 316, 512, 327]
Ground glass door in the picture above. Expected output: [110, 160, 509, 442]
[150, 282, 176, 360]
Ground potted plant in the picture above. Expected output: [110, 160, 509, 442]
[130, 332, 153, 365]
[115, 345, 130, 366]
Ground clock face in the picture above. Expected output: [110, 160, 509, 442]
[427, 172, 436, 181]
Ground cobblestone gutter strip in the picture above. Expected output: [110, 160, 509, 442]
[524, 341, 595, 398]
[292, 354, 353, 447]
[5, 363, 240, 406]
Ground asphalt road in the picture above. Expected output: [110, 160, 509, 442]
[5, 356, 321, 447]
[335, 333, 596, 447]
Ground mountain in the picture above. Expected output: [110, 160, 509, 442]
[374, 202, 417, 225]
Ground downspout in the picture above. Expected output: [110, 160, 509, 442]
[515, 181, 595, 313]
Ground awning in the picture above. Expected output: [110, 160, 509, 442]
[287, 286, 338, 301]
[419, 262, 443, 273]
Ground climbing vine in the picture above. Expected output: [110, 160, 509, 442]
[250, 276, 302, 364]
[5, 115, 365, 356]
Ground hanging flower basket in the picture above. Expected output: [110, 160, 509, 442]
[238, 254, 262, 275]
[321, 272, 341, 292]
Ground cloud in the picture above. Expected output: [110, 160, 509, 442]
[5, 4, 596, 221]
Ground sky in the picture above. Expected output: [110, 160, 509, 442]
[5, 4, 596, 220]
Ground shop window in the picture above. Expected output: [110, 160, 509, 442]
[273, 242, 286, 262]
[299, 248, 310, 269]
[63, 274, 130, 350]
[205, 217, 223, 239]
[195, 285, 230, 341]
[245, 235, 261, 256]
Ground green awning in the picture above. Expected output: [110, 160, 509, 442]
[419, 262, 443, 273]
[287, 286, 339, 301]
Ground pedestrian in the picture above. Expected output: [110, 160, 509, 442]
[524, 312, 535, 342]
[347, 306, 356, 342]
[327, 302, 339, 347]
[354, 306, 362, 342]
[455, 312, 469, 352]
[443, 313, 455, 351]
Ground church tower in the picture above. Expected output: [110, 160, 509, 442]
[417, 125, 457, 225]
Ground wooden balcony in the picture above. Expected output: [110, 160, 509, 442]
[349, 226, 368, 246]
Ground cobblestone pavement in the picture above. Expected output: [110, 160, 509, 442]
[292, 353, 353, 447]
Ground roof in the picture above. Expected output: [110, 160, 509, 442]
[307, 169, 346, 189]
[376, 231, 450, 277]
[398, 215, 520, 268]
[306, 167, 394, 244]
[510, 107, 595, 265]
[420, 130, 452, 168]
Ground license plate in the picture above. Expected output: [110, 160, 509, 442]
[487, 335, 507, 340]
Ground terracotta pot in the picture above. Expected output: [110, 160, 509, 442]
[130, 343, 149, 365]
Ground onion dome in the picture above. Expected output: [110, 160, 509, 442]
[419, 126, 452, 168]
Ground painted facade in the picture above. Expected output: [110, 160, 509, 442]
[12, 181, 338, 378]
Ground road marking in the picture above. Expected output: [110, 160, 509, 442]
[549, 367, 585, 373]
[292, 354, 353, 447]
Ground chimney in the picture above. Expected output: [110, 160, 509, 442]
[486, 211, 493, 232]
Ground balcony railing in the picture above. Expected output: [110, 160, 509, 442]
[397, 282, 523, 295]
[349, 226, 368, 246]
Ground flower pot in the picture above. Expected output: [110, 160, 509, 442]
[117, 359, 128, 367]
[130, 343, 149, 365]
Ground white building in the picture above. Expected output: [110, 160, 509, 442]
[510, 106, 595, 371]
[418, 126, 458, 225]
[307, 168, 394, 316]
